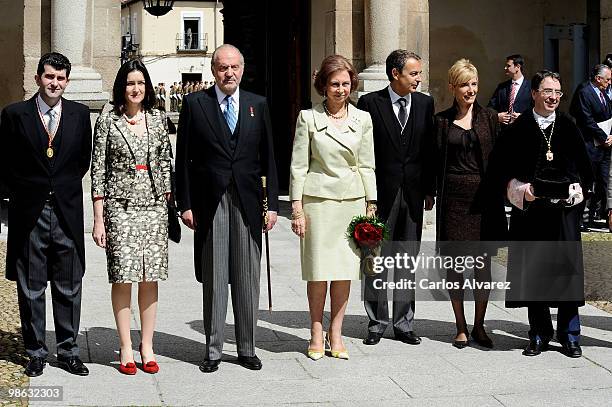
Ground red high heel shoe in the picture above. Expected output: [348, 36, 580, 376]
[118, 349, 137, 375]
[139, 344, 159, 374]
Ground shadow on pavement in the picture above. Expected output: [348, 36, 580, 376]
[37, 310, 611, 370]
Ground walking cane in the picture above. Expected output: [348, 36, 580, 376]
[262, 177, 273, 311]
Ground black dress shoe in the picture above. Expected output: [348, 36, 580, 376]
[237, 355, 262, 370]
[363, 331, 383, 345]
[199, 359, 221, 373]
[560, 341, 582, 358]
[24, 357, 46, 377]
[471, 327, 494, 349]
[57, 356, 89, 376]
[452, 339, 469, 349]
[395, 331, 421, 345]
[523, 338, 548, 356]
[452, 332, 469, 349]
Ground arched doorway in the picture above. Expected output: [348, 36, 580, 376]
[220, 0, 312, 190]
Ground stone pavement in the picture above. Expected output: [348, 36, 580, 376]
[2, 195, 612, 406]
[0, 241, 28, 407]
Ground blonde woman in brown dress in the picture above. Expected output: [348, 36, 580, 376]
[91, 60, 172, 374]
[434, 59, 499, 349]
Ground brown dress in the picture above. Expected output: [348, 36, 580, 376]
[434, 103, 499, 298]
[440, 123, 482, 242]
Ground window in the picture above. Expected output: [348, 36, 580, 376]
[180, 11, 204, 51]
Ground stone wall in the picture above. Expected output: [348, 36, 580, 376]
[0, 0, 25, 108]
[93, 0, 121, 94]
[430, 0, 587, 112]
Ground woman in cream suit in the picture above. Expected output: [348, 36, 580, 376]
[91, 60, 172, 375]
[290, 55, 376, 360]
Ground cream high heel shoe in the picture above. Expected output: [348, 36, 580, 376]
[307, 334, 325, 361]
[325, 334, 349, 360]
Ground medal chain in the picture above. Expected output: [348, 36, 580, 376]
[35, 96, 61, 158]
[538, 120, 554, 161]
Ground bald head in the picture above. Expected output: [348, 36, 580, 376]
[211, 44, 245, 95]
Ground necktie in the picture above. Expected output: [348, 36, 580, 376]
[46, 109, 57, 134]
[224, 95, 237, 133]
[599, 91, 607, 108]
[508, 82, 518, 113]
[398, 98, 407, 128]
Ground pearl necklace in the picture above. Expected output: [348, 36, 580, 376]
[323, 101, 347, 120]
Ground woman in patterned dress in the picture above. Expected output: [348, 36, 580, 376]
[91, 60, 172, 374]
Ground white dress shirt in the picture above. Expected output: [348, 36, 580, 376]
[511, 75, 524, 91]
[387, 86, 412, 128]
[37, 93, 62, 132]
[215, 85, 240, 115]
[532, 109, 556, 129]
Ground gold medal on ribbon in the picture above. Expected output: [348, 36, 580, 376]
[35, 96, 61, 160]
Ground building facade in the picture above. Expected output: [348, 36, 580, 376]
[121, 0, 223, 89]
[0, 0, 120, 111]
[3, 0, 612, 178]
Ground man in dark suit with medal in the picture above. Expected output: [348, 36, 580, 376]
[570, 64, 612, 228]
[176, 44, 279, 373]
[357, 50, 435, 346]
[0, 52, 92, 377]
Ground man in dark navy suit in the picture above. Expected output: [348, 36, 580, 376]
[488, 54, 532, 126]
[357, 50, 435, 347]
[570, 64, 612, 227]
[0, 52, 92, 377]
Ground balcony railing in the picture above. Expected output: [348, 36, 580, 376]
[176, 32, 208, 52]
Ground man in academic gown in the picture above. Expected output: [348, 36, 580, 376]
[485, 71, 593, 358]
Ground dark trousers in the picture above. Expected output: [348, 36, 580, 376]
[584, 143, 610, 222]
[16, 201, 83, 359]
[364, 188, 420, 335]
[527, 303, 580, 343]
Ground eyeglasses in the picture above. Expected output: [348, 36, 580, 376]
[538, 88, 563, 98]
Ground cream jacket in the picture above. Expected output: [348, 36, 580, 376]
[289, 103, 376, 201]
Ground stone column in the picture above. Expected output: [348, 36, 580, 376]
[358, 0, 430, 95]
[403, 0, 430, 92]
[358, 0, 400, 96]
[51, 0, 108, 109]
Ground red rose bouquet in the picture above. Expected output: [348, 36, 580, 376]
[346, 215, 389, 276]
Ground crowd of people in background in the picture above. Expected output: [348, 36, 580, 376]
[155, 80, 215, 112]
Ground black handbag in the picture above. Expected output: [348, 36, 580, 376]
[167, 165, 181, 243]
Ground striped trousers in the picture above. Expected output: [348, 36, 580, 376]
[16, 200, 83, 359]
[201, 183, 261, 360]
